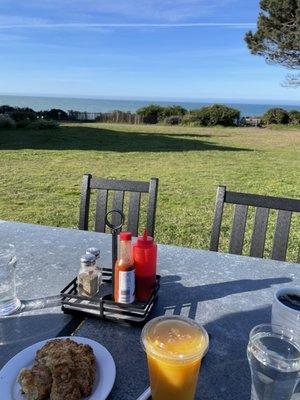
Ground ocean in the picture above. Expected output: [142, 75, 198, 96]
[0, 94, 299, 117]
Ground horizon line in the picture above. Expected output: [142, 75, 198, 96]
[0, 92, 299, 106]
[0, 22, 256, 29]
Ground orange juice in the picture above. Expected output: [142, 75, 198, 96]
[141, 316, 209, 400]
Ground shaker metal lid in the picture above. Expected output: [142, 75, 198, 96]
[86, 247, 100, 258]
[80, 253, 96, 266]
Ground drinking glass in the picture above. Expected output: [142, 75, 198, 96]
[247, 324, 300, 400]
[0, 244, 21, 316]
[141, 315, 209, 400]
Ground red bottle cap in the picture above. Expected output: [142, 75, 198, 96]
[136, 229, 154, 248]
[119, 232, 132, 241]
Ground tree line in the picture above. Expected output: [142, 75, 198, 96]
[135, 104, 300, 126]
[0, 103, 299, 129]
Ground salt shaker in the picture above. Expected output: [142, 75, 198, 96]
[77, 254, 99, 297]
[86, 247, 102, 286]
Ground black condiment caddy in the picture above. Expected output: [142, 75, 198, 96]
[60, 210, 160, 324]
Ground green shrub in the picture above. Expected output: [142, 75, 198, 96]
[182, 104, 240, 126]
[10, 107, 37, 122]
[164, 115, 182, 125]
[288, 110, 300, 125]
[198, 104, 240, 126]
[136, 104, 187, 123]
[39, 108, 69, 121]
[181, 110, 203, 126]
[162, 105, 187, 118]
[28, 119, 59, 130]
[15, 119, 32, 128]
[262, 108, 289, 124]
[136, 104, 165, 124]
[0, 105, 16, 114]
[0, 114, 16, 128]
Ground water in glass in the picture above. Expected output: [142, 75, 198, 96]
[247, 325, 300, 400]
[0, 244, 21, 316]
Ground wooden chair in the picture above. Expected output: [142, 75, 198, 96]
[79, 174, 159, 237]
[210, 186, 300, 262]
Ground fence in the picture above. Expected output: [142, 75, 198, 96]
[67, 110, 263, 127]
[241, 117, 263, 127]
[68, 110, 144, 124]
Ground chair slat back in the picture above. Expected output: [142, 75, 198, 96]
[90, 178, 149, 192]
[111, 191, 125, 227]
[94, 190, 108, 232]
[209, 186, 226, 252]
[210, 185, 300, 262]
[271, 210, 292, 261]
[250, 207, 269, 258]
[229, 204, 248, 254]
[127, 192, 141, 236]
[225, 190, 300, 212]
[79, 174, 159, 237]
[78, 174, 91, 232]
[146, 178, 159, 237]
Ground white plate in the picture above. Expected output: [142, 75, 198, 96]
[0, 336, 116, 400]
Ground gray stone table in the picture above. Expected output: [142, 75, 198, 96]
[75, 239, 300, 400]
[0, 220, 113, 368]
[1, 220, 300, 399]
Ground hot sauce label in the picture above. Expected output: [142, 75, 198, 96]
[118, 270, 135, 303]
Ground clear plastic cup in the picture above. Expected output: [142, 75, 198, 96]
[141, 315, 209, 400]
[247, 324, 300, 400]
[0, 244, 21, 316]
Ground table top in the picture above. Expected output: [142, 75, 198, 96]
[1, 220, 300, 400]
[0, 220, 113, 368]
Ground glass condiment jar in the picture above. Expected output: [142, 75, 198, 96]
[77, 254, 99, 297]
[86, 247, 102, 286]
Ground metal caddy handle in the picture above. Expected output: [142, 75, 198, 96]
[105, 209, 125, 299]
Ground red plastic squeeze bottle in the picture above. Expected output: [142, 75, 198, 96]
[132, 229, 157, 302]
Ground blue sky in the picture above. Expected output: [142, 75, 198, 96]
[0, 0, 299, 103]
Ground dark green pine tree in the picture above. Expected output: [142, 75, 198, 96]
[245, 0, 300, 86]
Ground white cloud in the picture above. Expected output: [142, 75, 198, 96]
[72, 0, 236, 22]
[0, 21, 255, 30]
[0, 1, 253, 30]
[0, 15, 44, 26]
[0, 0, 242, 23]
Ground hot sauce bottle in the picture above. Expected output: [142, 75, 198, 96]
[114, 232, 135, 304]
[133, 229, 157, 302]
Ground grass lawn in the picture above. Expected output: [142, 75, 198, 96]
[0, 122, 299, 261]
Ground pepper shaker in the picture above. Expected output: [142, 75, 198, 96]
[77, 254, 98, 297]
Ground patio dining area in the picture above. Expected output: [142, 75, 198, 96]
[0, 0, 300, 397]
[0, 175, 300, 400]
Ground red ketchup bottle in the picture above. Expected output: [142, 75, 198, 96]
[132, 229, 157, 302]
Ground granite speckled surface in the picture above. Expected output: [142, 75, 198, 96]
[75, 239, 300, 400]
[1, 220, 300, 399]
[0, 220, 112, 368]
